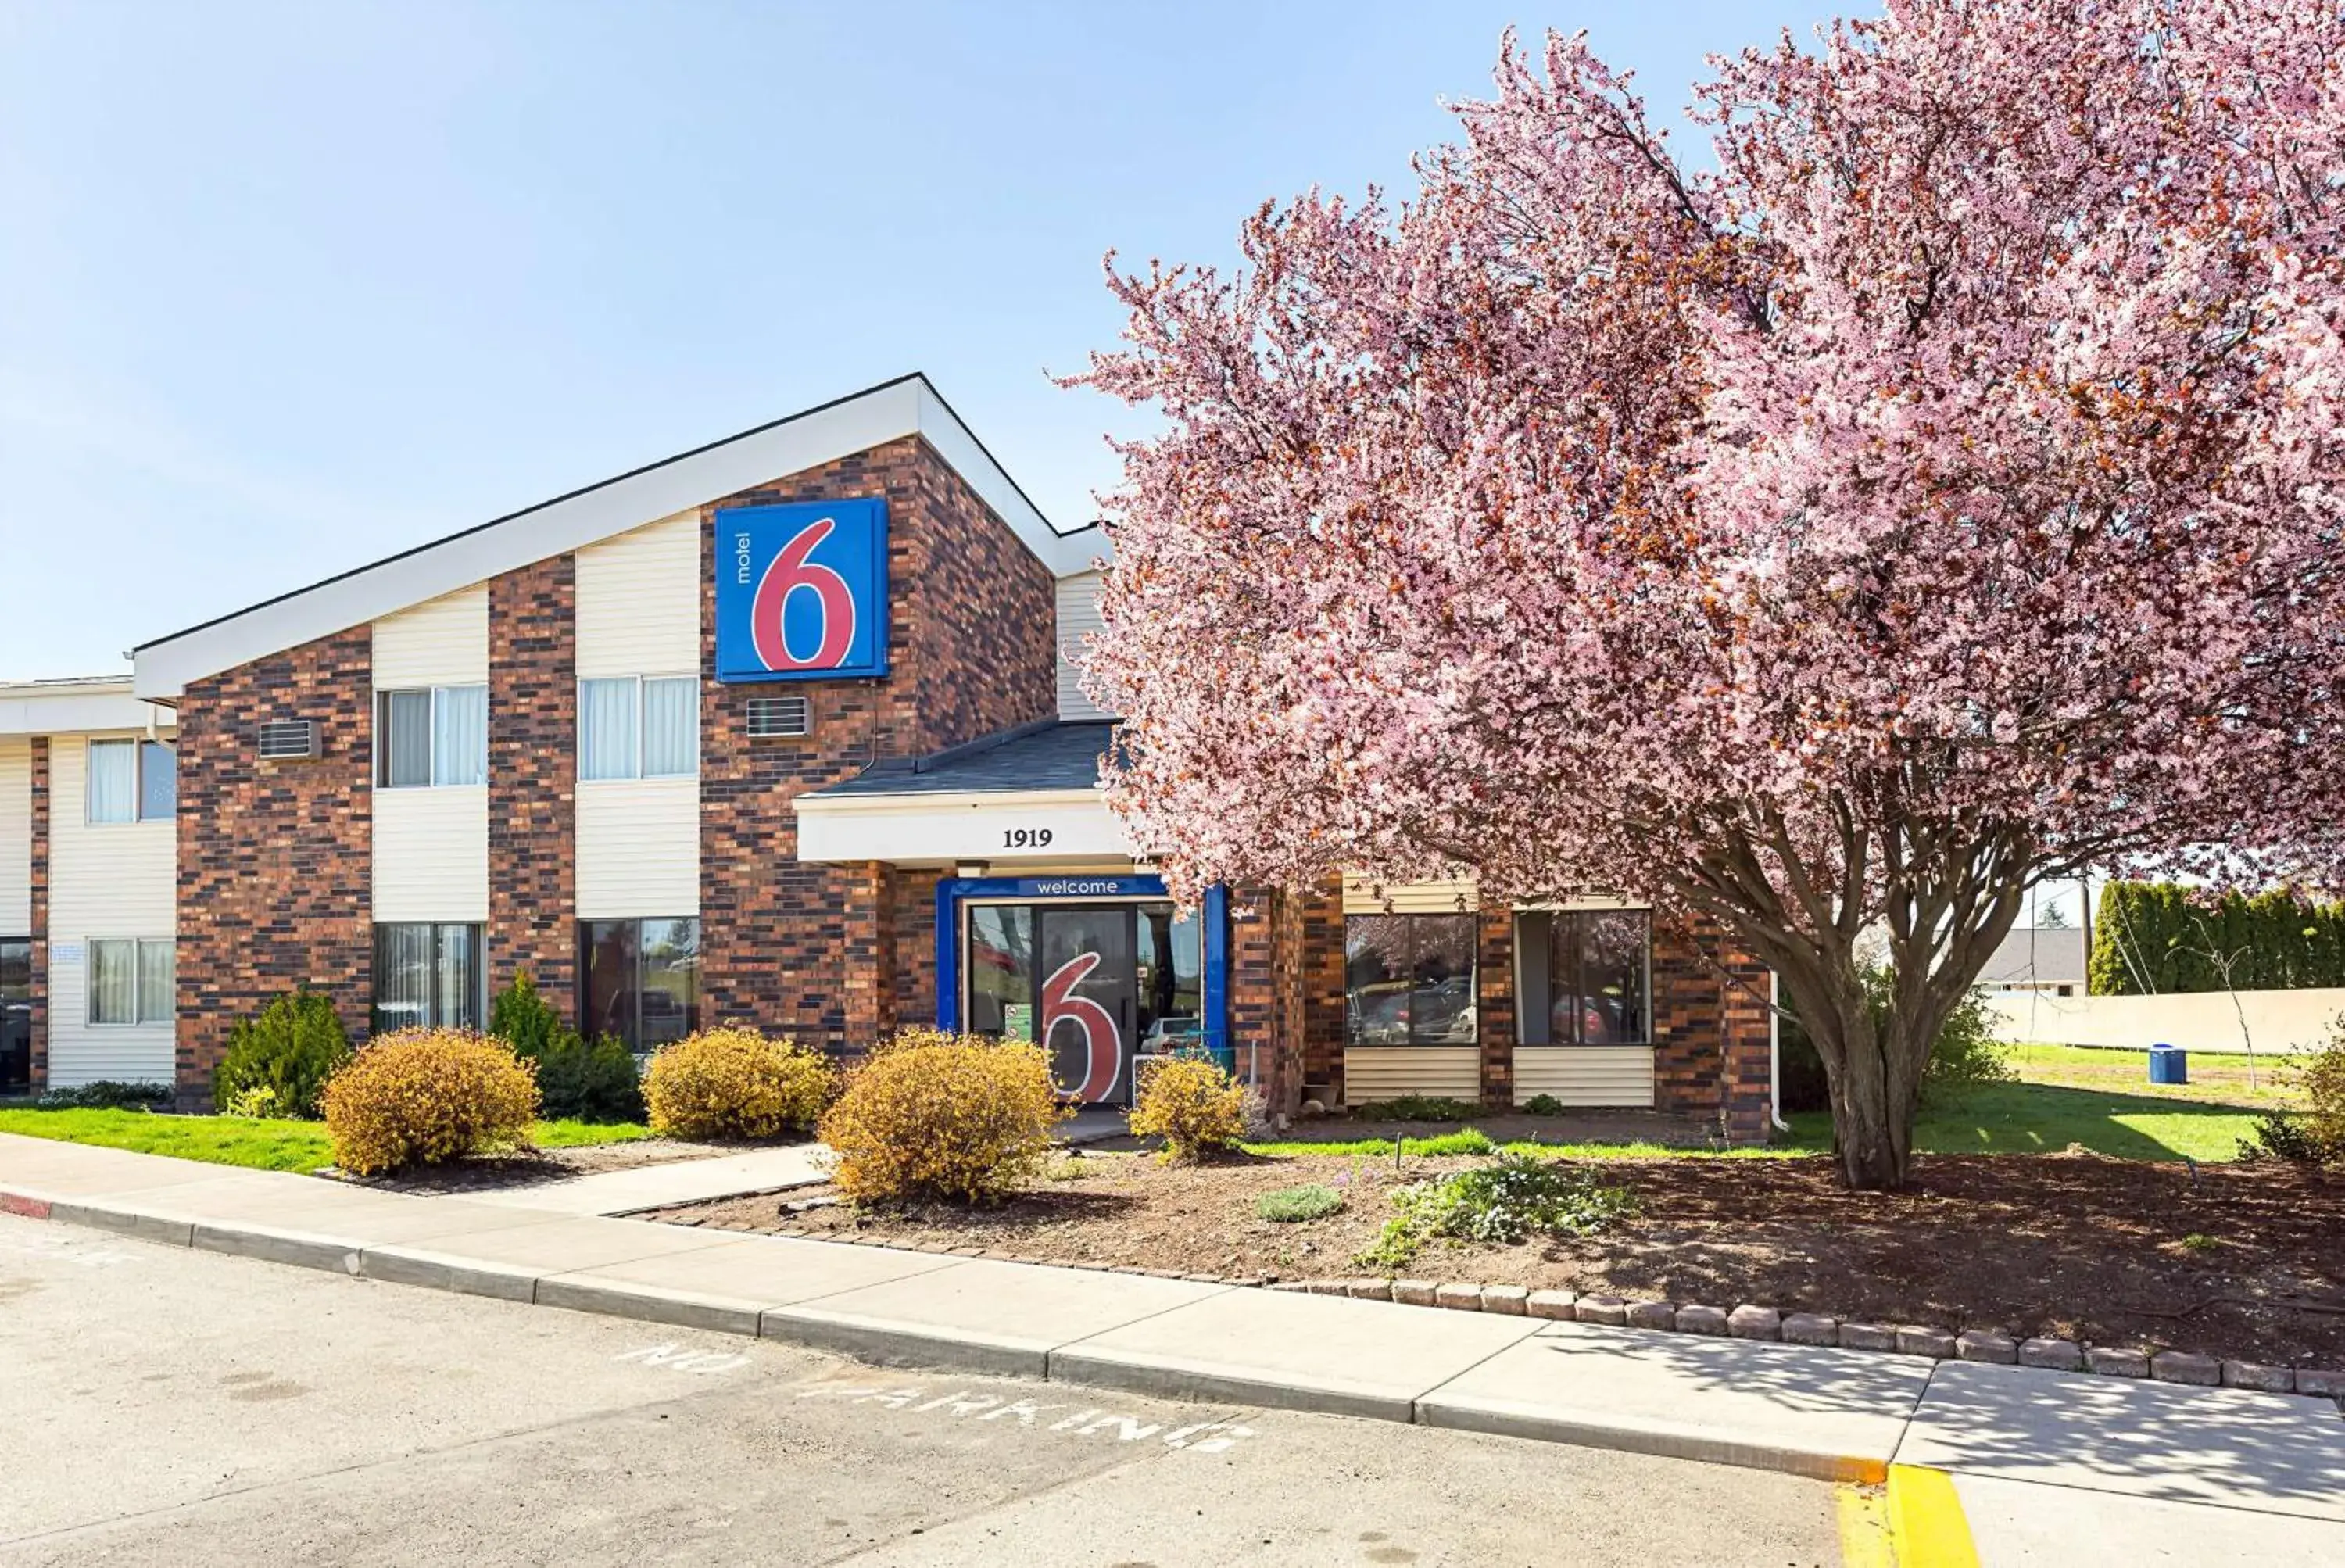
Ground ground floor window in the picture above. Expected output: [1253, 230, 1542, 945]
[1516, 908, 1649, 1046]
[578, 918, 700, 1052]
[1, 938, 30, 1092]
[1344, 914, 1477, 1046]
[88, 938, 174, 1026]
[373, 923, 484, 1033]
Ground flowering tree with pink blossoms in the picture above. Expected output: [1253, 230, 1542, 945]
[1071, 2, 2345, 1188]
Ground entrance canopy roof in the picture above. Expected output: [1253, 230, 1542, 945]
[793, 719, 1138, 868]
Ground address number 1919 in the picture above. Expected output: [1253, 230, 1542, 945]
[1003, 828, 1054, 849]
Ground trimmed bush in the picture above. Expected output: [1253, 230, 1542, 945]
[320, 1029, 539, 1176]
[1128, 1054, 1248, 1162]
[213, 990, 352, 1119]
[1256, 1183, 1345, 1223]
[643, 1027, 832, 1140]
[1352, 1095, 1484, 1122]
[488, 971, 643, 1122]
[818, 1026, 1067, 1205]
[1521, 1093, 1566, 1116]
[31, 1080, 173, 1111]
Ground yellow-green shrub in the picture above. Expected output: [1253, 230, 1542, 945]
[320, 1029, 539, 1176]
[643, 1027, 832, 1140]
[1129, 1054, 1249, 1162]
[818, 1026, 1066, 1205]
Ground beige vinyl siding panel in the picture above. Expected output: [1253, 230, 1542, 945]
[1343, 1046, 1480, 1106]
[0, 738, 29, 933]
[1055, 570, 1109, 720]
[47, 736, 176, 1088]
[577, 512, 701, 680]
[372, 788, 489, 923]
[373, 586, 489, 689]
[576, 779, 699, 918]
[1341, 874, 1478, 915]
[1512, 1047, 1656, 1108]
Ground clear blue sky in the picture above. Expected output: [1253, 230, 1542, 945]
[0, 1, 1846, 682]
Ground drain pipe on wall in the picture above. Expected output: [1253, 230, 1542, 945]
[1768, 968, 1792, 1135]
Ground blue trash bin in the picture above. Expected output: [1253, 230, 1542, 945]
[2148, 1044, 2189, 1086]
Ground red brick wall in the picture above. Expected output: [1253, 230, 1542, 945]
[489, 555, 578, 1016]
[699, 435, 1058, 1051]
[27, 737, 47, 1090]
[1227, 885, 1312, 1116]
[174, 628, 374, 1097]
[1476, 908, 1516, 1108]
[1299, 873, 1345, 1101]
[1651, 915, 1774, 1142]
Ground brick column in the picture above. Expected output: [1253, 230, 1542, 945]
[1652, 914, 1774, 1144]
[1299, 872, 1345, 1103]
[489, 555, 578, 1018]
[1228, 885, 1309, 1116]
[27, 737, 46, 1090]
[840, 861, 897, 1049]
[1477, 907, 1516, 1109]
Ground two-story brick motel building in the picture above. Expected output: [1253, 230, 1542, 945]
[0, 375, 1778, 1138]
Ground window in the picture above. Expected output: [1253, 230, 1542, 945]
[578, 918, 700, 1052]
[1516, 909, 1650, 1046]
[371, 923, 484, 1032]
[88, 939, 174, 1026]
[376, 686, 487, 789]
[1344, 915, 1477, 1046]
[87, 739, 174, 823]
[580, 676, 697, 781]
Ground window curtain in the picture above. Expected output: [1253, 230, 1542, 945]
[381, 691, 432, 789]
[579, 678, 639, 781]
[137, 941, 175, 1025]
[88, 940, 137, 1024]
[373, 924, 431, 1031]
[87, 740, 137, 823]
[433, 924, 482, 1029]
[432, 686, 488, 787]
[641, 678, 698, 778]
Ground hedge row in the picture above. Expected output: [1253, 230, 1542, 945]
[2089, 883, 2345, 995]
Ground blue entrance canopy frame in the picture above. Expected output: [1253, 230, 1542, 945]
[933, 875, 1230, 1061]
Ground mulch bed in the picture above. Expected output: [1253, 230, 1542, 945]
[647, 1147, 2345, 1369]
[331, 1137, 790, 1195]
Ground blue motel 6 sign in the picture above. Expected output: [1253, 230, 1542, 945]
[714, 498, 890, 682]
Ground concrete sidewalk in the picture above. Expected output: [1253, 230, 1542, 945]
[461, 1144, 832, 1216]
[6, 1130, 2343, 1555]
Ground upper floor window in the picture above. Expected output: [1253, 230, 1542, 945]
[376, 686, 486, 789]
[87, 739, 175, 823]
[1344, 914, 1477, 1046]
[579, 676, 697, 782]
[1516, 908, 1650, 1046]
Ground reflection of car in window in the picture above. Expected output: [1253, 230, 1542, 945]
[1142, 1016, 1201, 1048]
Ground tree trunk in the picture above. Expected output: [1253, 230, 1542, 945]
[1770, 943, 1935, 1191]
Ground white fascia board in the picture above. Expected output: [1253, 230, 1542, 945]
[134, 376, 1102, 700]
[793, 787, 1133, 865]
[0, 689, 177, 736]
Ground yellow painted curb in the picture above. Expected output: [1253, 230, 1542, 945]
[1885, 1464, 1980, 1567]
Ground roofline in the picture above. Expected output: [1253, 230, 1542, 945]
[133, 373, 1111, 698]
[793, 786, 1104, 814]
[0, 676, 175, 737]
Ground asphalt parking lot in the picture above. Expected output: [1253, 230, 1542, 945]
[0, 1212, 1851, 1566]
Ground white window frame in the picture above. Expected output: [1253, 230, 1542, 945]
[374, 685, 488, 791]
[85, 738, 175, 825]
[578, 674, 698, 782]
[86, 937, 174, 1028]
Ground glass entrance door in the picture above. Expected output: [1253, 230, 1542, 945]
[1036, 907, 1137, 1104]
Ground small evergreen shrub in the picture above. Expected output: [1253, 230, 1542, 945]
[320, 1029, 540, 1176]
[818, 1026, 1066, 1205]
[1352, 1095, 1484, 1122]
[488, 971, 643, 1122]
[1354, 1151, 1633, 1269]
[643, 1027, 831, 1140]
[33, 1080, 173, 1111]
[1921, 990, 2016, 1104]
[1256, 1183, 1345, 1223]
[1129, 1055, 1249, 1162]
[2237, 1019, 2345, 1164]
[213, 989, 352, 1119]
[1521, 1093, 1566, 1116]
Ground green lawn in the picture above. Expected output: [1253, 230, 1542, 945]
[2007, 1040, 2298, 1110]
[0, 1109, 653, 1173]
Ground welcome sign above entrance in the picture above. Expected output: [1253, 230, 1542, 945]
[714, 498, 890, 682]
